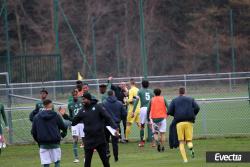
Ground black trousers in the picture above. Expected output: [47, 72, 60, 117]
[120, 109, 127, 137]
[84, 143, 110, 167]
[105, 129, 119, 159]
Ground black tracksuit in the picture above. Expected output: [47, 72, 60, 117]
[31, 110, 67, 146]
[71, 100, 117, 167]
[103, 96, 127, 160]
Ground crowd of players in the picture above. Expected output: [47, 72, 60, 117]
[0, 77, 200, 167]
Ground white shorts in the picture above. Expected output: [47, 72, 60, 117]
[39, 148, 61, 165]
[151, 119, 167, 133]
[71, 123, 85, 137]
[140, 107, 148, 124]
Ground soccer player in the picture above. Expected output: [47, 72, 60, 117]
[168, 87, 200, 163]
[125, 79, 140, 141]
[0, 103, 9, 154]
[29, 88, 49, 122]
[76, 80, 84, 97]
[31, 99, 67, 167]
[132, 80, 154, 147]
[68, 93, 119, 167]
[68, 89, 84, 163]
[147, 88, 168, 152]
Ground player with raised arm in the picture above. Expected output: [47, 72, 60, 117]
[68, 89, 84, 163]
[132, 80, 154, 147]
[147, 88, 168, 152]
[29, 88, 48, 122]
[125, 79, 140, 142]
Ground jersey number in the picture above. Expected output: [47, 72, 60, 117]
[145, 92, 150, 101]
[74, 108, 80, 115]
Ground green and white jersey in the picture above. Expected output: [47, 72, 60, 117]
[138, 88, 154, 107]
[68, 100, 83, 120]
[35, 100, 44, 111]
[0, 103, 8, 134]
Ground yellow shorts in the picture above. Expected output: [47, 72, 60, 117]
[127, 111, 140, 124]
[176, 122, 193, 141]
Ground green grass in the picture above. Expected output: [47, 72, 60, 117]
[1, 138, 250, 167]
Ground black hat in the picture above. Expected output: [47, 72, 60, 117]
[40, 88, 48, 94]
[82, 92, 92, 101]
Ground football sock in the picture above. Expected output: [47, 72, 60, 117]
[179, 143, 188, 162]
[73, 142, 78, 159]
[43, 164, 49, 167]
[140, 129, 144, 141]
[55, 161, 60, 167]
[187, 142, 193, 149]
[125, 126, 131, 139]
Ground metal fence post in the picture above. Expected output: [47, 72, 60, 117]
[184, 74, 187, 92]
[53, 81, 56, 101]
[229, 73, 232, 92]
[30, 83, 33, 97]
[202, 108, 207, 136]
[5, 73, 13, 144]
[248, 79, 250, 105]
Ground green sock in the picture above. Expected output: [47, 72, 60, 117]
[73, 142, 78, 159]
[55, 161, 60, 167]
[140, 129, 144, 141]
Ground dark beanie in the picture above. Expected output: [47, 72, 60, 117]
[82, 92, 92, 100]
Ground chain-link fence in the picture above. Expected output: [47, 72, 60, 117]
[0, 72, 250, 144]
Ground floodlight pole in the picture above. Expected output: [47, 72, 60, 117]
[91, 16, 97, 79]
[115, 33, 121, 76]
[139, 0, 148, 79]
[3, 0, 11, 81]
[230, 9, 236, 73]
[53, 0, 62, 80]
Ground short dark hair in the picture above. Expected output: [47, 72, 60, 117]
[99, 84, 107, 88]
[130, 78, 135, 85]
[154, 88, 161, 96]
[76, 80, 83, 85]
[40, 88, 48, 94]
[43, 99, 52, 107]
[142, 80, 149, 88]
[179, 87, 185, 95]
[107, 90, 114, 96]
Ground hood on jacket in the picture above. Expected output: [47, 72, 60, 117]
[106, 96, 117, 103]
[39, 110, 57, 121]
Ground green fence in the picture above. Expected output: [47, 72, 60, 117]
[0, 54, 62, 82]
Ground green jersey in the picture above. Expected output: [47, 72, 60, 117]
[138, 88, 154, 107]
[0, 103, 8, 134]
[68, 100, 83, 120]
[35, 100, 44, 111]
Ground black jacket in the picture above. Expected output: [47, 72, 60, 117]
[168, 95, 200, 123]
[71, 100, 117, 149]
[103, 96, 126, 124]
[110, 84, 127, 104]
[31, 110, 67, 145]
[169, 119, 179, 149]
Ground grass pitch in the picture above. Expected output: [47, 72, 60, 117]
[0, 137, 250, 167]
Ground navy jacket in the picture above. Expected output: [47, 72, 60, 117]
[169, 119, 179, 149]
[31, 110, 67, 145]
[103, 96, 126, 124]
[71, 100, 117, 149]
[168, 95, 200, 123]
